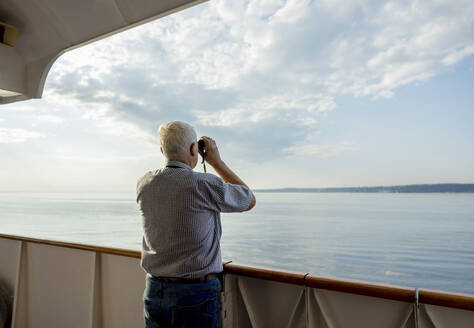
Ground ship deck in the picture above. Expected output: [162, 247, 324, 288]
[1, 233, 473, 327]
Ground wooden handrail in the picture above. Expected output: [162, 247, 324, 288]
[419, 289, 474, 312]
[304, 274, 415, 303]
[1, 233, 473, 311]
[0, 233, 141, 258]
[223, 263, 415, 302]
[224, 262, 306, 286]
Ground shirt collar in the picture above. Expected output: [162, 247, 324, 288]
[165, 160, 192, 171]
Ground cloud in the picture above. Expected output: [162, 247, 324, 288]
[195, 94, 333, 127]
[283, 141, 358, 158]
[41, 0, 474, 161]
[53, 147, 157, 163]
[32, 115, 64, 125]
[442, 44, 474, 66]
[0, 128, 45, 143]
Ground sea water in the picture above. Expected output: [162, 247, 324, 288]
[0, 192, 473, 294]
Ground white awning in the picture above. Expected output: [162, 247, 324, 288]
[0, 0, 206, 105]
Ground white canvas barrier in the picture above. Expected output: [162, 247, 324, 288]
[222, 274, 474, 328]
[223, 274, 415, 328]
[0, 237, 145, 328]
[1, 236, 473, 327]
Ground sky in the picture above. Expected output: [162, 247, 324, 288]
[1, 0, 474, 192]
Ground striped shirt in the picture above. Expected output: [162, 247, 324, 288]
[136, 160, 253, 278]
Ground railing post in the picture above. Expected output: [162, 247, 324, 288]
[11, 240, 23, 328]
[414, 288, 419, 328]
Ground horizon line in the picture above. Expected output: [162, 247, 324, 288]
[1, 183, 474, 193]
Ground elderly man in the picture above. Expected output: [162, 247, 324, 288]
[137, 121, 256, 327]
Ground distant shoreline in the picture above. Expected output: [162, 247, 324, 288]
[255, 183, 474, 193]
[1, 184, 474, 194]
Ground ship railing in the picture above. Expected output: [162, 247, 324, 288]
[1, 233, 473, 327]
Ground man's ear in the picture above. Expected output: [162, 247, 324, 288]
[190, 142, 197, 156]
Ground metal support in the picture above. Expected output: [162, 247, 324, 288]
[303, 273, 310, 282]
[414, 288, 419, 328]
[11, 240, 23, 327]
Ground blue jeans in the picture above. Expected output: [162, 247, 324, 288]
[143, 274, 222, 328]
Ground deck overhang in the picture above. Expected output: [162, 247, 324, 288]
[0, 0, 207, 105]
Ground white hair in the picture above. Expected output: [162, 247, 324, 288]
[158, 121, 197, 159]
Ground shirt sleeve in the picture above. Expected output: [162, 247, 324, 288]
[202, 175, 253, 213]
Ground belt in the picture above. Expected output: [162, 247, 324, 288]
[155, 273, 220, 283]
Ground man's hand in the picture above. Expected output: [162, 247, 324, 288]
[199, 136, 256, 211]
[199, 136, 222, 167]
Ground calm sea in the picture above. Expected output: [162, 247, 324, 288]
[1, 192, 473, 294]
